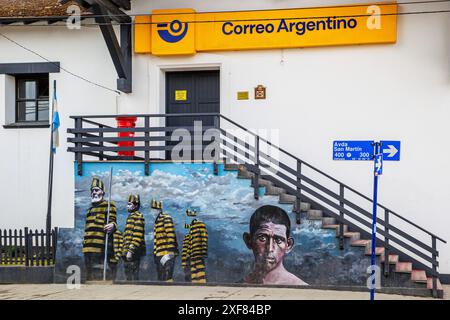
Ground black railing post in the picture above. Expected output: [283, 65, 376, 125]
[295, 160, 302, 224]
[144, 116, 150, 176]
[339, 184, 345, 250]
[384, 209, 390, 276]
[75, 118, 83, 176]
[432, 236, 438, 298]
[24, 227, 29, 267]
[99, 124, 104, 161]
[213, 115, 220, 175]
[254, 136, 260, 200]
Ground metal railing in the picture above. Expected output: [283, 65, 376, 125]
[0, 228, 58, 266]
[67, 113, 446, 297]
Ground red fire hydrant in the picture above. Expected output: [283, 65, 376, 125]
[115, 117, 137, 157]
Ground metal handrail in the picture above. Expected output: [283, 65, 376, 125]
[219, 114, 446, 244]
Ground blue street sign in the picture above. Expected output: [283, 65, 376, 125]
[374, 153, 383, 176]
[380, 141, 401, 161]
[333, 140, 374, 161]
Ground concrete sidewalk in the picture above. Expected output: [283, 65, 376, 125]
[0, 284, 448, 300]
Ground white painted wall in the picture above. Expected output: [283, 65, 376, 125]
[0, 0, 449, 273]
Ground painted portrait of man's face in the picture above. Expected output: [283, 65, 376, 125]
[90, 186, 104, 204]
[127, 201, 136, 213]
[242, 205, 307, 286]
[245, 221, 294, 272]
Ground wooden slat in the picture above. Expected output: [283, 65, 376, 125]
[13, 229, 17, 265]
[19, 229, 23, 265]
[8, 229, 12, 265]
[40, 230, 45, 266]
[0, 230, 3, 264]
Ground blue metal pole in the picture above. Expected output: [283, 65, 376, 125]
[370, 142, 381, 300]
[370, 173, 378, 300]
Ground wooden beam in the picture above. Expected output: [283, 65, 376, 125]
[117, 23, 132, 93]
[90, 0, 131, 23]
[92, 4, 131, 93]
[110, 0, 131, 10]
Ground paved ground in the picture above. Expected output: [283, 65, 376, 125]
[0, 284, 448, 300]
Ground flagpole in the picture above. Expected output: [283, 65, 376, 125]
[46, 80, 56, 235]
[103, 166, 113, 281]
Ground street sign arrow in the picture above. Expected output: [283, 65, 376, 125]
[383, 144, 398, 158]
[380, 141, 401, 161]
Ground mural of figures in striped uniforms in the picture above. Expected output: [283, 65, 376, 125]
[153, 210, 178, 282]
[188, 219, 208, 283]
[56, 162, 376, 287]
[123, 194, 146, 281]
[82, 177, 118, 281]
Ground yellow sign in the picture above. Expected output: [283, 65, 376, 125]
[135, 2, 397, 55]
[237, 91, 249, 100]
[175, 90, 187, 101]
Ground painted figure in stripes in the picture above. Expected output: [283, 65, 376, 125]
[153, 209, 178, 282]
[82, 177, 117, 281]
[123, 194, 146, 281]
[181, 225, 192, 282]
[188, 219, 208, 283]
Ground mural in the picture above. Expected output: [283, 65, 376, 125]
[55, 162, 373, 285]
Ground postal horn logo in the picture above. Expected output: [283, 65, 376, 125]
[157, 20, 189, 43]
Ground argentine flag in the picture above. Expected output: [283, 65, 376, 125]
[51, 89, 60, 153]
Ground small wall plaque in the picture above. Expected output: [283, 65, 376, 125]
[175, 90, 187, 101]
[237, 91, 249, 100]
[254, 85, 266, 100]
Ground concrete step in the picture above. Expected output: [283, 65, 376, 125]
[237, 167, 254, 179]
[224, 163, 240, 171]
[321, 224, 349, 236]
[321, 217, 336, 225]
[364, 246, 385, 256]
[350, 239, 371, 247]
[307, 209, 323, 220]
[265, 185, 286, 196]
[411, 270, 427, 283]
[427, 277, 443, 290]
[344, 232, 361, 241]
[335, 224, 349, 237]
[293, 201, 311, 212]
[251, 179, 272, 188]
[258, 178, 273, 188]
[380, 254, 399, 264]
[279, 193, 297, 204]
[395, 262, 413, 273]
[321, 224, 340, 230]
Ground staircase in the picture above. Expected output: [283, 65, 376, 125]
[223, 161, 444, 298]
[66, 112, 447, 298]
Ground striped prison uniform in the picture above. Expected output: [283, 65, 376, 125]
[153, 212, 178, 282]
[110, 229, 124, 264]
[123, 211, 146, 256]
[123, 211, 146, 281]
[189, 220, 208, 283]
[82, 200, 118, 281]
[181, 233, 191, 282]
[82, 200, 117, 254]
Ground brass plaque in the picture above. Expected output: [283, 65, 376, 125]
[175, 90, 187, 101]
[254, 85, 266, 100]
[237, 91, 249, 100]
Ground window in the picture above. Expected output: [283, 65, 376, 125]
[15, 74, 49, 123]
